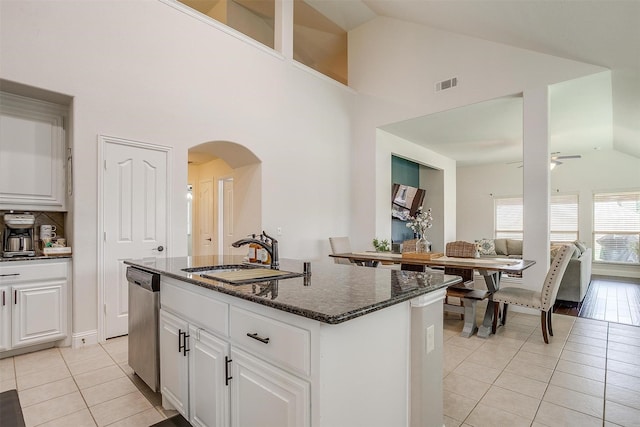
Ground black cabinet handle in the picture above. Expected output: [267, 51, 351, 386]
[178, 329, 184, 353]
[183, 333, 190, 356]
[2, 290, 4, 306]
[247, 332, 270, 344]
[14, 290, 17, 305]
[0, 273, 20, 277]
[225, 356, 233, 386]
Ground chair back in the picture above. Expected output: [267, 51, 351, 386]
[540, 244, 574, 310]
[446, 241, 477, 258]
[329, 237, 352, 265]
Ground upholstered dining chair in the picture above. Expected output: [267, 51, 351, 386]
[491, 243, 574, 343]
[329, 237, 353, 265]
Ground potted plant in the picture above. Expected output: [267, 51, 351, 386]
[372, 238, 390, 252]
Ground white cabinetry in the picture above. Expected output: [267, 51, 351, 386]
[0, 259, 70, 355]
[160, 309, 231, 427]
[230, 347, 309, 427]
[160, 277, 309, 427]
[0, 92, 68, 211]
[159, 274, 429, 427]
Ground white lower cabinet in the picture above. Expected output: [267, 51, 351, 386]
[159, 309, 189, 417]
[230, 348, 309, 427]
[0, 286, 10, 352]
[160, 309, 231, 427]
[160, 278, 310, 427]
[159, 275, 418, 427]
[0, 260, 69, 354]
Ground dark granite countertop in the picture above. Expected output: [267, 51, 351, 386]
[0, 254, 72, 263]
[124, 256, 461, 324]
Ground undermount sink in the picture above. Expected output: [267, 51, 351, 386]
[182, 264, 303, 285]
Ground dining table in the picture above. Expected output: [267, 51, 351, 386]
[329, 252, 536, 338]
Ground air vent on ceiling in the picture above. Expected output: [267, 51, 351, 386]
[435, 77, 458, 92]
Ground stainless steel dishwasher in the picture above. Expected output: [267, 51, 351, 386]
[127, 266, 160, 392]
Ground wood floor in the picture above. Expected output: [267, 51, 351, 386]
[578, 275, 640, 326]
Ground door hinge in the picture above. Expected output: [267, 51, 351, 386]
[104, 304, 107, 315]
[104, 160, 107, 170]
[104, 231, 107, 242]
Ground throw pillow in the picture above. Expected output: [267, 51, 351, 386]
[494, 238, 508, 255]
[476, 238, 496, 255]
[506, 239, 523, 256]
[574, 240, 587, 255]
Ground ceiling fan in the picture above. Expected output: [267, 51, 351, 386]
[550, 152, 582, 169]
[508, 152, 582, 169]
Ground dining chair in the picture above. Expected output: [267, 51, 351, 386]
[329, 237, 353, 265]
[491, 243, 573, 343]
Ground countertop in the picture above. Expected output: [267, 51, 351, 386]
[0, 254, 72, 263]
[124, 255, 461, 324]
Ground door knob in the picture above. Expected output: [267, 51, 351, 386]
[205, 238, 212, 241]
[154, 246, 164, 252]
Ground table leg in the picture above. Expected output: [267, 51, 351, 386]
[477, 270, 501, 338]
[460, 297, 478, 337]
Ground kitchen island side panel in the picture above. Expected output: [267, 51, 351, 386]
[317, 301, 411, 427]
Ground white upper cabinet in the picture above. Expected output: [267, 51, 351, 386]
[0, 92, 68, 211]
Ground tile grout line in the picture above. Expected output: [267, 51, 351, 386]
[458, 315, 537, 425]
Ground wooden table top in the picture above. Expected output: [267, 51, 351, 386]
[330, 252, 536, 273]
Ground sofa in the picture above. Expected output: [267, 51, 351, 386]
[475, 238, 593, 304]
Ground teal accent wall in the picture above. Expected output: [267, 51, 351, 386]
[391, 156, 419, 243]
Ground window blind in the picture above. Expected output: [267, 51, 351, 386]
[494, 194, 579, 241]
[550, 194, 579, 242]
[593, 192, 640, 264]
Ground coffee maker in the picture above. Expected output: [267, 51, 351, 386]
[2, 212, 36, 257]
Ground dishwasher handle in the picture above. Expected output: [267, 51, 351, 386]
[126, 267, 160, 292]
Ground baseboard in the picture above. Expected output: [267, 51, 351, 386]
[72, 330, 98, 348]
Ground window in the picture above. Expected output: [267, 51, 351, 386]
[550, 194, 579, 242]
[178, 0, 275, 49]
[494, 194, 579, 241]
[593, 192, 640, 265]
[495, 197, 523, 239]
[293, 0, 348, 85]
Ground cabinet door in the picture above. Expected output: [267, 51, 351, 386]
[0, 287, 10, 351]
[11, 280, 66, 348]
[230, 348, 310, 427]
[0, 92, 67, 211]
[159, 309, 189, 418]
[189, 326, 230, 427]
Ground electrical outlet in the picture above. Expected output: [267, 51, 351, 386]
[426, 325, 435, 354]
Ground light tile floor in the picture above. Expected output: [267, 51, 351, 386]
[1, 307, 639, 427]
[443, 301, 640, 427]
[0, 336, 175, 427]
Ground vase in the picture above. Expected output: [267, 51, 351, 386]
[416, 237, 430, 253]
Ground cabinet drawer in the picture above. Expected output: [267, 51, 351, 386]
[0, 261, 68, 283]
[160, 279, 228, 337]
[230, 306, 310, 377]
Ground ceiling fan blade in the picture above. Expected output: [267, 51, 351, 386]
[552, 155, 582, 160]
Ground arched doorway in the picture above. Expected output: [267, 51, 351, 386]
[187, 141, 262, 257]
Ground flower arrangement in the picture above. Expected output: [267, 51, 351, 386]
[406, 207, 433, 238]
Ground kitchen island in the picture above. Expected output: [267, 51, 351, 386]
[125, 256, 461, 427]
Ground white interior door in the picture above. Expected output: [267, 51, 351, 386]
[218, 178, 234, 256]
[198, 179, 215, 256]
[103, 139, 168, 339]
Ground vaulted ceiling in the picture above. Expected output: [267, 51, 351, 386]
[307, 0, 640, 164]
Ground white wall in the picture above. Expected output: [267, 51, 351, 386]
[375, 130, 457, 252]
[0, 0, 353, 338]
[457, 150, 640, 278]
[348, 16, 607, 283]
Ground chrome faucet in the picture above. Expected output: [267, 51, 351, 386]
[232, 231, 279, 269]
